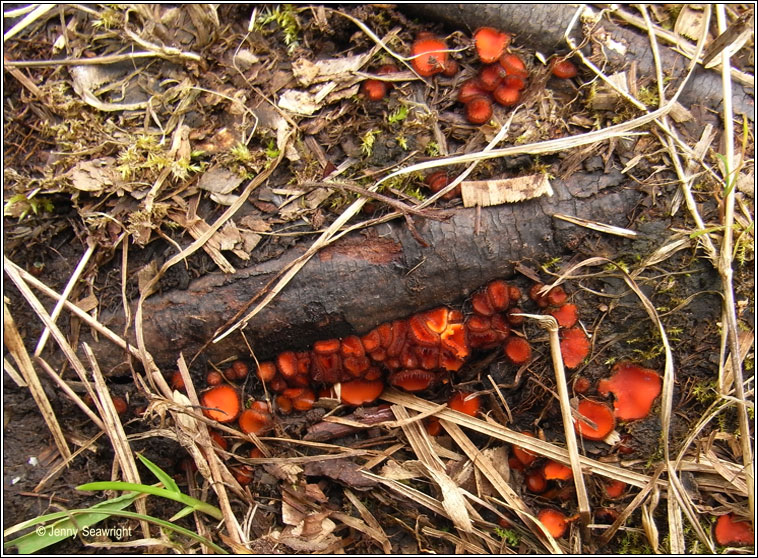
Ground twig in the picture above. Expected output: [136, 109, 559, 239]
[299, 180, 447, 221]
[83, 343, 151, 539]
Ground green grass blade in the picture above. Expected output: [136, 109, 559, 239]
[136, 453, 180, 494]
[3, 491, 140, 554]
[6, 508, 227, 554]
[76, 482, 223, 521]
[169, 506, 197, 522]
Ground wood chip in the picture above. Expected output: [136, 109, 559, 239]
[461, 174, 553, 208]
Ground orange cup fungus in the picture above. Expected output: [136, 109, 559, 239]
[538, 508, 569, 538]
[525, 470, 547, 493]
[473, 27, 511, 64]
[170, 370, 185, 391]
[549, 303, 579, 329]
[448, 391, 481, 417]
[230, 360, 249, 380]
[201, 385, 241, 423]
[339, 379, 385, 405]
[499, 53, 528, 79]
[511, 431, 537, 467]
[410, 34, 449, 77]
[464, 96, 493, 124]
[550, 58, 578, 79]
[573, 399, 615, 441]
[714, 513, 754, 547]
[112, 396, 128, 416]
[603, 479, 627, 499]
[458, 79, 489, 104]
[597, 362, 662, 420]
[206, 370, 223, 386]
[573, 375, 591, 394]
[238, 402, 271, 435]
[504, 336, 532, 365]
[424, 171, 460, 200]
[543, 460, 573, 481]
[493, 83, 521, 107]
[560, 327, 590, 369]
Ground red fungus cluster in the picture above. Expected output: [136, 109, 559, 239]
[458, 28, 528, 124]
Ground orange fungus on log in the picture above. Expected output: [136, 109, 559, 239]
[339, 379, 384, 405]
[512, 432, 537, 466]
[238, 407, 271, 435]
[504, 336, 532, 365]
[464, 96, 493, 125]
[538, 509, 568, 538]
[551, 58, 578, 79]
[526, 470, 547, 493]
[493, 84, 520, 107]
[473, 27, 511, 64]
[597, 362, 662, 420]
[603, 479, 627, 499]
[549, 303, 579, 328]
[714, 513, 754, 547]
[543, 460, 573, 481]
[448, 391, 480, 416]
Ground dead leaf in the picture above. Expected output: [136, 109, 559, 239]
[674, 5, 709, 41]
[74, 294, 98, 313]
[69, 65, 147, 112]
[67, 157, 126, 193]
[461, 174, 554, 208]
[136, 260, 159, 297]
[292, 53, 371, 86]
[379, 459, 423, 481]
[197, 167, 245, 195]
[303, 458, 379, 490]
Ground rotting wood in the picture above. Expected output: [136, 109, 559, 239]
[90, 170, 640, 372]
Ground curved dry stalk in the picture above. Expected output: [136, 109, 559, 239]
[714, 3, 754, 520]
[517, 314, 592, 528]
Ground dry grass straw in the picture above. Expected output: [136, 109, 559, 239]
[523, 314, 592, 531]
[712, 3, 754, 520]
[173, 355, 245, 546]
[82, 343, 151, 539]
[3, 301, 71, 460]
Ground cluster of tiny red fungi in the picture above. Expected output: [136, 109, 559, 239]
[192, 280, 590, 428]
[168, 277, 753, 545]
[180, 279, 587, 435]
[360, 26, 577, 201]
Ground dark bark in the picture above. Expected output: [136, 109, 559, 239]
[401, 4, 754, 120]
[96, 170, 639, 372]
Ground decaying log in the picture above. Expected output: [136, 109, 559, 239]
[95, 171, 640, 372]
[401, 4, 754, 120]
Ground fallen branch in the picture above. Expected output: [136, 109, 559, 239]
[91, 170, 640, 371]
